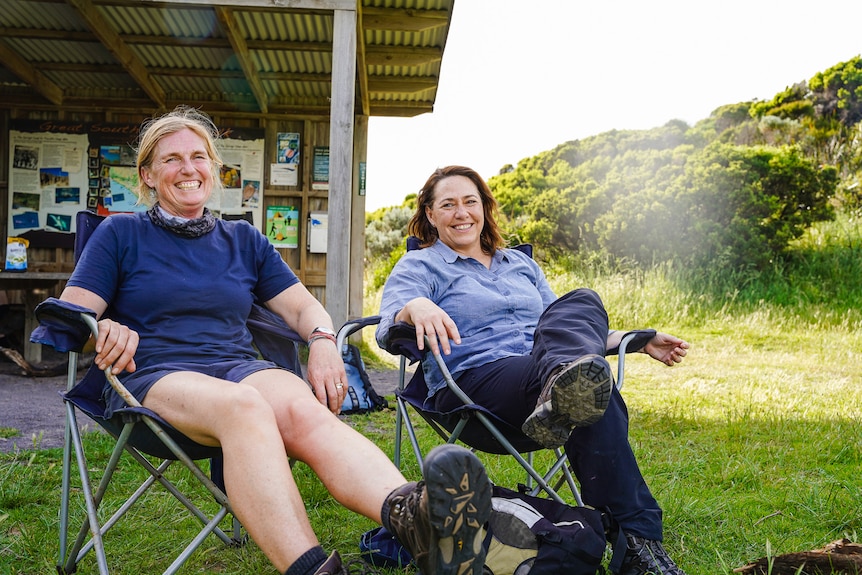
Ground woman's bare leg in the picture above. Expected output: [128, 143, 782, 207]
[143, 371, 318, 572]
[243, 369, 408, 522]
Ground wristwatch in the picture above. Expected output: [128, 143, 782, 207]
[310, 326, 337, 338]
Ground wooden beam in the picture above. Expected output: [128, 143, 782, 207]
[65, 0, 167, 108]
[34, 62, 332, 84]
[214, 6, 269, 114]
[367, 76, 438, 94]
[365, 45, 443, 67]
[368, 100, 435, 117]
[0, 39, 64, 105]
[135, 0, 354, 9]
[355, 2, 370, 116]
[36, 62, 127, 74]
[0, 28, 94, 41]
[361, 7, 450, 32]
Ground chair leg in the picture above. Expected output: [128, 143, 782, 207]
[63, 402, 111, 575]
[231, 516, 246, 545]
[164, 506, 230, 575]
[58, 353, 78, 574]
[394, 396, 404, 469]
[58, 410, 72, 572]
[397, 394, 425, 468]
[525, 448, 583, 507]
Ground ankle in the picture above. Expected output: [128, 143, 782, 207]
[284, 545, 328, 575]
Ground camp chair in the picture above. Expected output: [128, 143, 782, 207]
[31, 210, 305, 575]
[338, 240, 650, 507]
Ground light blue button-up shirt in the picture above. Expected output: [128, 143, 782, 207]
[376, 240, 557, 397]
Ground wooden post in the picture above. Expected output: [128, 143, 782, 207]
[350, 115, 368, 322]
[325, 7, 356, 328]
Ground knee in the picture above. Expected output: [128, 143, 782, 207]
[281, 395, 336, 436]
[220, 384, 276, 426]
[563, 287, 604, 308]
[542, 288, 608, 324]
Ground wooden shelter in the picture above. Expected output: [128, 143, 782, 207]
[0, 0, 455, 337]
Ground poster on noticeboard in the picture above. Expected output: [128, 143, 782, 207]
[266, 205, 299, 248]
[312, 146, 329, 190]
[274, 132, 300, 187]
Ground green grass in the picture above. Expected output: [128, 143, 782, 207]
[2, 217, 860, 575]
[2, 318, 859, 575]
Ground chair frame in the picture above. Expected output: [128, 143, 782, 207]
[53, 310, 243, 575]
[338, 317, 641, 507]
[40, 210, 308, 575]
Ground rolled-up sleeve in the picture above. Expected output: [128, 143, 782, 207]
[376, 254, 433, 349]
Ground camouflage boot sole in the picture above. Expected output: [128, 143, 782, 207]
[521, 400, 575, 448]
[522, 355, 612, 447]
[422, 444, 493, 575]
[551, 355, 612, 427]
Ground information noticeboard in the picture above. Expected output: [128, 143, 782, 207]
[7, 120, 266, 236]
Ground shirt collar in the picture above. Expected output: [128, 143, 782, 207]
[428, 239, 508, 265]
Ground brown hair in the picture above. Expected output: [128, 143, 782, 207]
[134, 105, 224, 206]
[408, 165, 504, 254]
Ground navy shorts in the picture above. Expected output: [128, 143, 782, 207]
[103, 358, 286, 417]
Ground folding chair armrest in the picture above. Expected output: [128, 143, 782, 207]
[607, 328, 656, 356]
[31, 297, 98, 352]
[383, 322, 424, 363]
[337, 315, 422, 362]
[336, 315, 382, 349]
[613, 330, 655, 390]
[33, 299, 143, 409]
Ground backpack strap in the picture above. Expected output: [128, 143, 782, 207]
[603, 513, 627, 575]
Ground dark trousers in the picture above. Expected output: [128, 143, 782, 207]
[434, 288, 663, 540]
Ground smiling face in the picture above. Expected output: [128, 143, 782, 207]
[425, 175, 485, 258]
[139, 128, 214, 218]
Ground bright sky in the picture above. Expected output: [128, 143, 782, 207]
[364, 0, 862, 211]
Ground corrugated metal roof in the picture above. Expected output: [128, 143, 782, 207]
[0, 0, 455, 118]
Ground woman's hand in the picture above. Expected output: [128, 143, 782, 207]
[306, 339, 348, 414]
[643, 332, 689, 366]
[395, 297, 460, 356]
[94, 319, 139, 374]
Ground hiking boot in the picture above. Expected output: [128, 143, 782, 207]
[522, 354, 612, 447]
[382, 444, 492, 575]
[617, 534, 687, 575]
[314, 550, 347, 575]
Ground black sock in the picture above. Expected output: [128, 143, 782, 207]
[284, 545, 327, 575]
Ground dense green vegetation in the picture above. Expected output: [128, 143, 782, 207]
[366, 55, 862, 281]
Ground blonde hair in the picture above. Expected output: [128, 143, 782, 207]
[135, 105, 223, 207]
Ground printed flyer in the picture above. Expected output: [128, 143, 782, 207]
[266, 205, 299, 248]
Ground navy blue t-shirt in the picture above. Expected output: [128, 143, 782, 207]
[68, 212, 299, 371]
